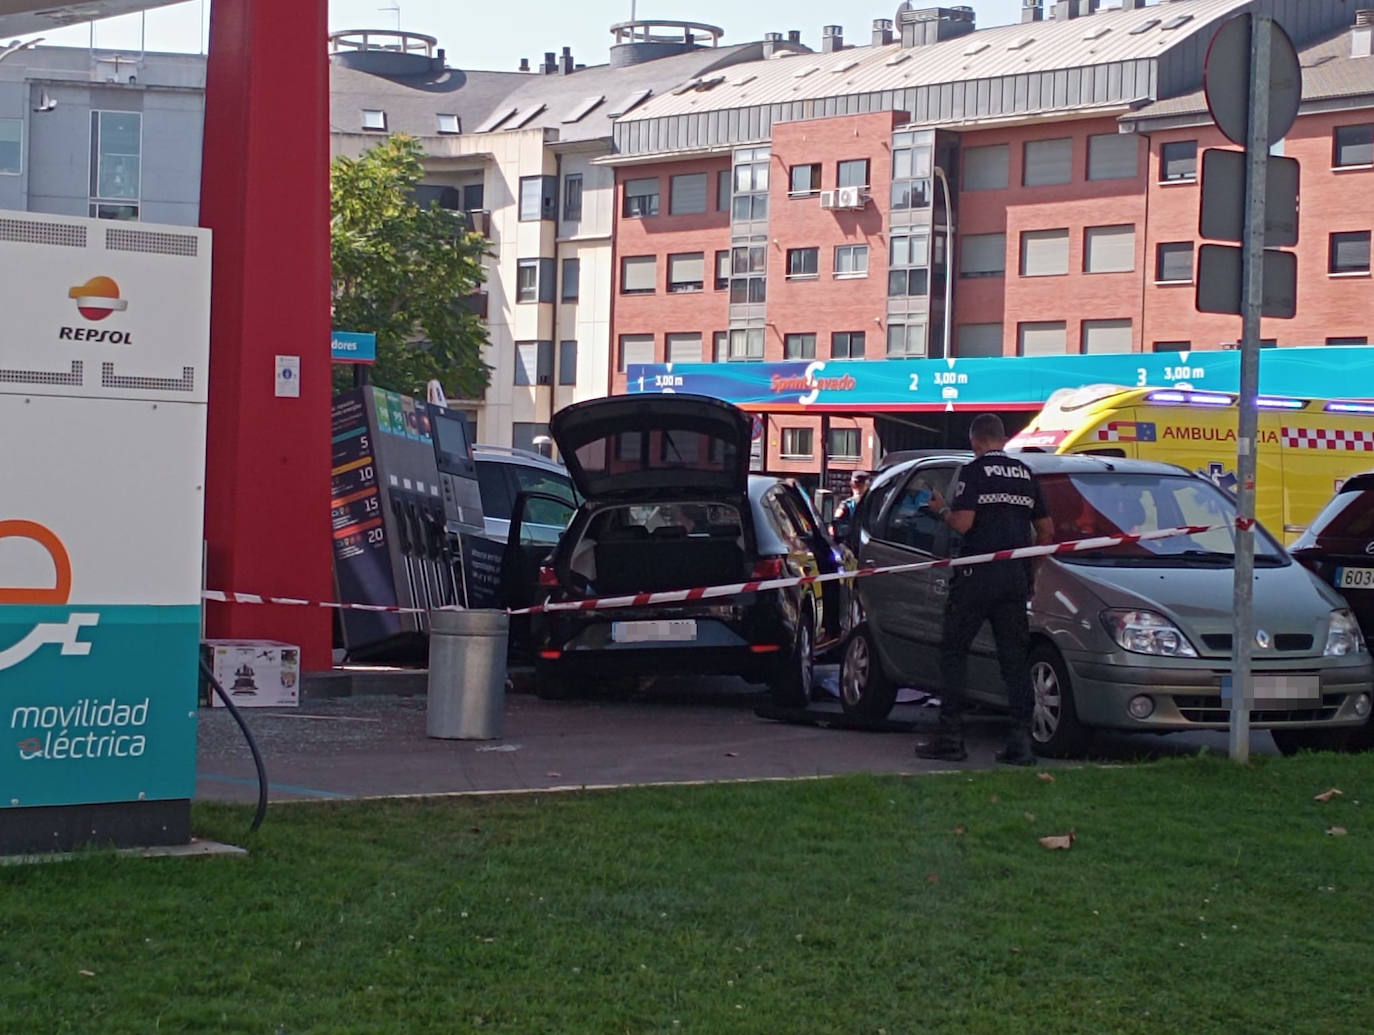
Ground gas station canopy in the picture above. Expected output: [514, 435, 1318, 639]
[0, 0, 180, 36]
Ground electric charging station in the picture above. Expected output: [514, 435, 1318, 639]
[0, 210, 211, 854]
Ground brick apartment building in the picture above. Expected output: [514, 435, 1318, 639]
[606, 0, 1374, 479]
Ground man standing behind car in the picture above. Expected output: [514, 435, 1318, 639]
[918, 414, 1054, 766]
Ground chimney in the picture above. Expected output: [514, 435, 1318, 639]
[542, 51, 556, 74]
[821, 24, 843, 53]
[787, 29, 802, 45]
[872, 18, 894, 46]
[436, 47, 446, 67]
[900, 6, 976, 47]
[519, 56, 530, 71]
[1022, 0, 1044, 23]
[1356, 10, 1374, 59]
[560, 46, 573, 74]
[762, 30, 784, 58]
[1120, 0, 1145, 9]
[1052, 0, 1086, 19]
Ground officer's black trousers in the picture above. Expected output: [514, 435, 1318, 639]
[938, 565, 1034, 736]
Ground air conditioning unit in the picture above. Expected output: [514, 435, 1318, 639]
[836, 186, 869, 209]
[819, 189, 839, 210]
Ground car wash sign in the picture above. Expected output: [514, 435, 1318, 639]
[626, 347, 1374, 412]
[0, 210, 211, 810]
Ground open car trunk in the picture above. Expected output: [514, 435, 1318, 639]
[565, 501, 751, 597]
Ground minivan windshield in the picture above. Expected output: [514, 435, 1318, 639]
[1040, 472, 1286, 566]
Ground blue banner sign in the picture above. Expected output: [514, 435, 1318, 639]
[331, 330, 377, 364]
[626, 347, 1374, 412]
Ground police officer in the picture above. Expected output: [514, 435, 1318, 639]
[917, 414, 1054, 766]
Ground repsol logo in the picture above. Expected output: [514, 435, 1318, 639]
[58, 327, 134, 344]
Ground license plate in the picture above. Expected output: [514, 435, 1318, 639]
[611, 620, 697, 643]
[1336, 566, 1374, 590]
[1252, 674, 1320, 702]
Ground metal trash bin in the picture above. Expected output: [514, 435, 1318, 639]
[426, 608, 510, 740]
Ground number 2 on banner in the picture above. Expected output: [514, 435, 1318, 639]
[909, 373, 920, 392]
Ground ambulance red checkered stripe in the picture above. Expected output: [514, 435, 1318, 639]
[1282, 426, 1374, 450]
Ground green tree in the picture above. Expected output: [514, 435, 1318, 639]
[331, 134, 490, 398]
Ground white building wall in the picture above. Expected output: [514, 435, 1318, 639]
[554, 152, 614, 412]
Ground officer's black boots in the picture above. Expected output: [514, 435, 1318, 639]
[916, 714, 968, 762]
[995, 726, 1036, 767]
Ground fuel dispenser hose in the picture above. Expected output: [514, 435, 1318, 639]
[199, 658, 269, 833]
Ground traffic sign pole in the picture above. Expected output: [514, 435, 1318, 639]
[1228, 14, 1275, 765]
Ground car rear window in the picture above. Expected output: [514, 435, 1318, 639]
[572, 427, 736, 482]
[1307, 490, 1374, 540]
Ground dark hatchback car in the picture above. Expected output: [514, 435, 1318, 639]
[1292, 471, 1374, 747]
[513, 394, 854, 704]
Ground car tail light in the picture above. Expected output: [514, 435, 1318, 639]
[751, 556, 786, 579]
[538, 565, 559, 587]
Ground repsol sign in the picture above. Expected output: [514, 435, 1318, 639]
[59, 326, 134, 344]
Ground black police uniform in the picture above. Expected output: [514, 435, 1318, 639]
[937, 450, 1048, 742]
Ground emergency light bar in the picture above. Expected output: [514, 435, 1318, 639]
[1326, 401, 1374, 414]
[1145, 390, 1233, 406]
[1256, 396, 1307, 410]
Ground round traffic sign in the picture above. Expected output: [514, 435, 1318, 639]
[1204, 14, 1302, 149]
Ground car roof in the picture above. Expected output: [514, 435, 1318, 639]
[472, 445, 569, 475]
[881, 450, 1193, 479]
[1338, 471, 1374, 493]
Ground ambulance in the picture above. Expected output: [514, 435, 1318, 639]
[1007, 385, 1374, 543]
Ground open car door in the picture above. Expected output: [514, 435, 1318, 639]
[500, 490, 576, 657]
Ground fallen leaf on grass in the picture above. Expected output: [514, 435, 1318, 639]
[953, 825, 967, 836]
[1039, 831, 1076, 851]
[1037, 772, 1056, 783]
[1023, 811, 1037, 822]
[926, 873, 940, 883]
[78, 970, 95, 977]
[1326, 826, 1348, 837]
[1314, 788, 1344, 803]
[988, 794, 999, 804]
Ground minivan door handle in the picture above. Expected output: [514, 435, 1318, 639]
[933, 577, 949, 596]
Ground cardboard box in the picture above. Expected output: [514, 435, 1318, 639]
[201, 640, 300, 708]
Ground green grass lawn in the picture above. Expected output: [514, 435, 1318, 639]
[4, 754, 1374, 1034]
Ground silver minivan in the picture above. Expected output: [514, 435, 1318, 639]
[840, 453, 1373, 756]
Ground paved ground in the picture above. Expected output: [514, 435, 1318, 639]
[196, 668, 1276, 804]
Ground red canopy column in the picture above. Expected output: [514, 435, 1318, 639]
[199, 0, 333, 668]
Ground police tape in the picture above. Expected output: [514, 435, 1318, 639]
[204, 520, 1242, 616]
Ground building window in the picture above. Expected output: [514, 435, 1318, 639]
[1333, 125, 1374, 168]
[837, 159, 870, 188]
[618, 334, 655, 372]
[962, 144, 1009, 191]
[1327, 336, 1369, 346]
[463, 183, 485, 211]
[724, 327, 764, 361]
[784, 333, 816, 360]
[1081, 319, 1133, 354]
[1156, 242, 1194, 283]
[516, 259, 539, 303]
[624, 177, 659, 218]
[563, 174, 583, 221]
[1153, 341, 1191, 353]
[831, 331, 865, 360]
[717, 168, 731, 211]
[714, 250, 730, 290]
[666, 332, 703, 363]
[886, 322, 927, 359]
[667, 252, 705, 293]
[512, 422, 551, 455]
[1023, 138, 1072, 187]
[361, 109, 387, 131]
[1083, 225, 1136, 274]
[781, 428, 814, 459]
[1329, 231, 1372, 275]
[1087, 133, 1139, 181]
[0, 119, 20, 175]
[514, 341, 554, 385]
[561, 257, 580, 301]
[89, 110, 141, 220]
[669, 172, 708, 215]
[729, 243, 767, 303]
[621, 255, 657, 294]
[834, 244, 868, 278]
[889, 232, 929, 297]
[959, 233, 1005, 278]
[1020, 229, 1070, 277]
[957, 323, 1003, 357]
[789, 163, 822, 196]
[519, 176, 557, 221]
[786, 247, 819, 280]
[891, 130, 932, 210]
[1160, 140, 1198, 182]
[437, 113, 461, 134]
[558, 340, 578, 385]
[732, 147, 770, 221]
[829, 428, 861, 460]
[1018, 321, 1067, 356]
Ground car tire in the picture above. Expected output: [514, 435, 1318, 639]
[768, 610, 815, 709]
[839, 625, 898, 719]
[534, 664, 584, 701]
[1029, 644, 1092, 758]
[1270, 726, 1353, 756]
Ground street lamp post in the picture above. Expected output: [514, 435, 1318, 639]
[933, 166, 955, 359]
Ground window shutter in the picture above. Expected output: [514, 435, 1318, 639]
[1018, 322, 1067, 356]
[625, 178, 657, 199]
[666, 333, 702, 363]
[1088, 133, 1139, 181]
[957, 323, 1003, 357]
[1021, 230, 1069, 276]
[1081, 320, 1133, 354]
[1157, 243, 1193, 282]
[1084, 225, 1135, 273]
[959, 233, 1006, 275]
[668, 253, 705, 283]
[622, 256, 656, 292]
[962, 144, 1009, 190]
[1335, 125, 1374, 167]
[670, 173, 708, 214]
[558, 340, 577, 385]
[619, 334, 655, 371]
[1023, 138, 1072, 186]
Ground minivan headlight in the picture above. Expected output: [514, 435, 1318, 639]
[1324, 609, 1367, 657]
[1101, 609, 1198, 658]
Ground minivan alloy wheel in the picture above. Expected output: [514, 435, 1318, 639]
[841, 633, 869, 708]
[1031, 660, 1062, 743]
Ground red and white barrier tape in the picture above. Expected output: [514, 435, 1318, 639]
[204, 520, 1241, 617]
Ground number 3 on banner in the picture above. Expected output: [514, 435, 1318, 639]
[1136, 368, 1148, 387]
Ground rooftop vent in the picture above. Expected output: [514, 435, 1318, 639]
[873, 18, 895, 46]
[897, 5, 976, 49]
[328, 30, 442, 76]
[608, 18, 724, 68]
[821, 25, 844, 53]
[1021, 0, 1043, 24]
[1355, 9, 1374, 57]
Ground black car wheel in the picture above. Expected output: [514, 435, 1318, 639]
[1271, 726, 1353, 756]
[534, 663, 587, 700]
[1029, 644, 1091, 758]
[768, 610, 814, 709]
[839, 625, 898, 719]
